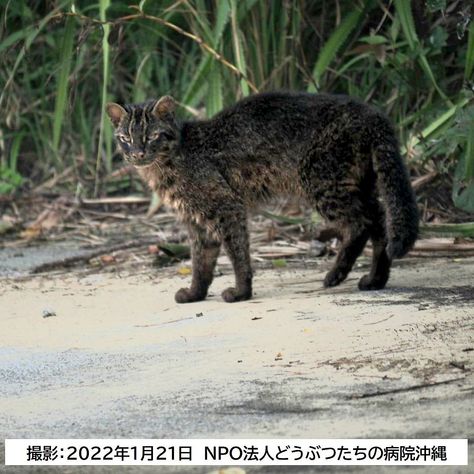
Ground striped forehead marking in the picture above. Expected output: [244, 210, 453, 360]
[127, 107, 151, 145]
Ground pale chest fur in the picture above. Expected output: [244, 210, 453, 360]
[137, 166, 204, 224]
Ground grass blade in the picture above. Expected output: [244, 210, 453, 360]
[308, 4, 371, 92]
[393, 0, 450, 103]
[401, 97, 470, 155]
[421, 222, 474, 238]
[465, 20, 474, 80]
[52, 15, 75, 155]
[182, 0, 231, 107]
[230, 0, 250, 97]
[94, 0, 111, 195]
[0, 5, 66, 108]
[205, 60, 223, 116]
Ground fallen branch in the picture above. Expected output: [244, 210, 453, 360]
[411, 171, 438, 191]
[80, 196, 151, 205]
[31, 237, 160, 274]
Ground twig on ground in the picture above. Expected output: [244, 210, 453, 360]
[411, 171, 438, 191]
[79, 196, 150, 205]
[31, 237, 161, 274]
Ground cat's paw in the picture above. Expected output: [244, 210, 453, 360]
[175, 288, 205, 304]
[323, 269, 347, 288]
[358, 274, 387, 291]
[221, 287, 251, 303]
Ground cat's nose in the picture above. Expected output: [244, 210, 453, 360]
[131, 151, 145, 159]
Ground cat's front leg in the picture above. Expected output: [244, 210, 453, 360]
[218, 210, 253, 303]
[175, 223, 221, 303]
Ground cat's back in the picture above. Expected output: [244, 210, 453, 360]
[212, 91, 375, 131]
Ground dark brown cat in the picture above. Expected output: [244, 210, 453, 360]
[106, 92, 418, 303]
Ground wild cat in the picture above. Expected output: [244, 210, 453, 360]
[107, 92, 418, 303]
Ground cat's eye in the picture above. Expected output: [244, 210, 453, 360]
[118, 134, 131, 143]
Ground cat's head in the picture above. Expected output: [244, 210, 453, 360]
[106, 96, 179, 167]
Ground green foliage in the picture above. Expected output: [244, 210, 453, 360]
[272, 259, 287, 268]
[426, 0, 447, 12]
[308, 1, 376, 92]
[466, 20, 474, 81]
[0, 131, 24, 194]
[53, 14, 75, 156]
[0, 165, 23, 195]
[94, 0, 112, 195]
[0, 0, 473, 213]
[452, 106, 474, 212]
[421, 221, 474, 238]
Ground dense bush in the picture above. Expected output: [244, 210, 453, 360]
[0, 0, 473, 211]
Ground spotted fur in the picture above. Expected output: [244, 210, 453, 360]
[107, 92, 419, 303]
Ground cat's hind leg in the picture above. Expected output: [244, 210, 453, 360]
[300, 147, 370, 288]
[307, 184, 370, 288]
[175, 222, 221, 303]
[323, 222, 369, 287]
[358, 201, 391, 290]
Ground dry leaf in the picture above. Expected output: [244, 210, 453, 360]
[20, 227, 42, 240]
[100, 255, 116, 265]
[177, 266, 192, 275]
[0, 219, 14, 235]
[30, 208, 62, 231]
[22, 202, 64, 239]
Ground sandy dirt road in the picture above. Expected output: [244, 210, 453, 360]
[0, 256, 473, 473]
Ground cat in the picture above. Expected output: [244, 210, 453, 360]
[106, 92, 419, 303]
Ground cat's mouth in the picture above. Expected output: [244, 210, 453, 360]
[124, 155, 156, 168]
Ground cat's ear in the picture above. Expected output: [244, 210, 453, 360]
[152, 96, 176, 117]
[106, 103, 127, 127]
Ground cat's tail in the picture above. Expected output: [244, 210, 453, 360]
[371, 119, 419, 259]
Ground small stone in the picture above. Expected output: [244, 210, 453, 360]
[42, 309, 56, 318]
[308, 239, 326, 257]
